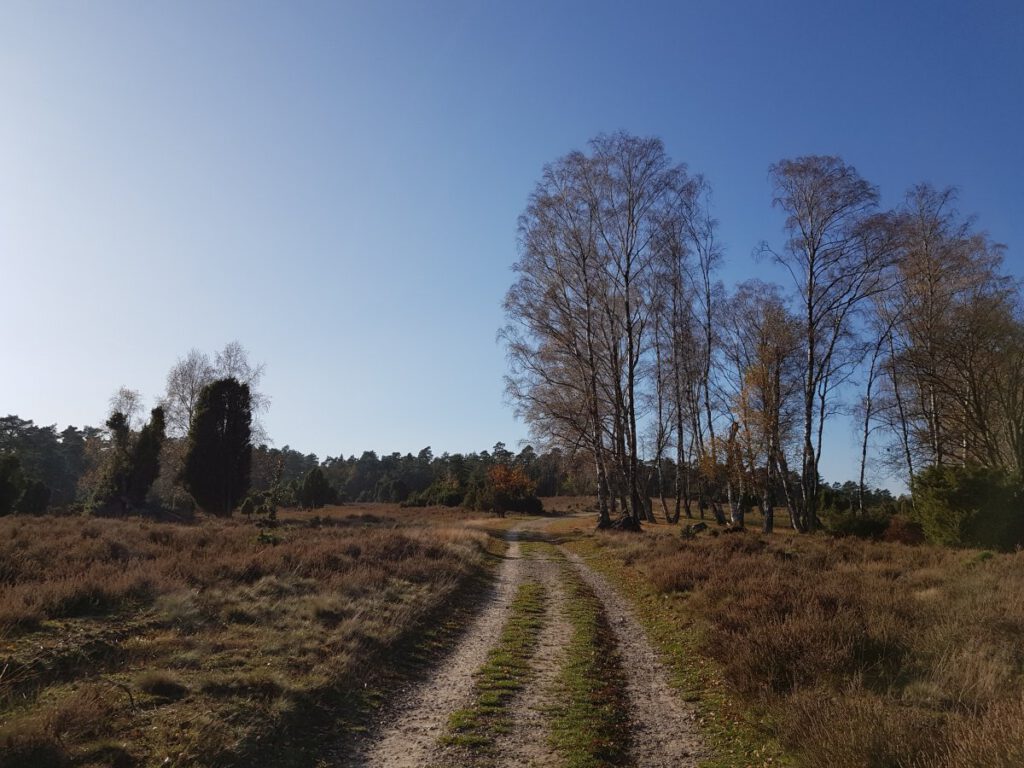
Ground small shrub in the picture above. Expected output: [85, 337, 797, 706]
[0, 728, 68, 768]
[46, 684, 117, 742]
[137, 671, 189, 700]
[256, 530, 281, 545]
[882, 515, 926, 545]
[403, 478, 465, 508]
[912, 465, 1024, 550]
[823, 509, 892, 540]
[399, 493, 428, 508]
[783, 688, 943, 768]
[506, 494, 544, 515]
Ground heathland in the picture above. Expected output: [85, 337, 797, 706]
[2, 500, 1022, 768]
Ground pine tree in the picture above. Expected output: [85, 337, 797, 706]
[95, 411, 133, 513]
[127, 407, 166, 506]
[298, 466, 334, 509]
[0, 454, 25, 516]
[182, 378, 252, 516]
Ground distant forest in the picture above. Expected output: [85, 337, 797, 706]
[0, 406, 892, 518]
[0, 340, 893, 523]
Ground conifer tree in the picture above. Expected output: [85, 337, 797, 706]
[0, 454, 25, 516]
[95, 411, 133, 513]
[127, 407, 166, 506]
[182, 378, 252, 516]
[298, 466, 334, 509]
[94, 407, 167, 513]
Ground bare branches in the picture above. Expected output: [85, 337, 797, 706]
[507, 144, 1021, 532]
[506, 133, 707, 525]
[767, 155, 895, 530]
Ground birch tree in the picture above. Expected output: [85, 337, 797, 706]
[766, 156, 893, 531]
[506, 132, 695, 527]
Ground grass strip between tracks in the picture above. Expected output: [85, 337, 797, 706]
[439, 580, 547, 760]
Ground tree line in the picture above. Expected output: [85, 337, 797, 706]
[504, 132, 1023, 547]
[0, 342, 582, 517]
[1, 333, 895, 523]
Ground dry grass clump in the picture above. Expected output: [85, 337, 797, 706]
[598, 527, 1024, 767]
[0, 683, 117, 768]
[0, 507, 490, 766]
[136, 670, 188, 699]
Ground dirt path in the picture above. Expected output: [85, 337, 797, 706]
[489, 548, 572, 767]
[336, 516, 704, 768]
[566, 548, 705, 768]
[337, 533, 527, 768]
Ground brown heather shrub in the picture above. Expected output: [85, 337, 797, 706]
[0, 726, 68, 768]
[784, 686, 945, 767]
[884, 515, 927, 545]
[0, 684, 115, 768]
[0, 514, 483, 636]
[936, 694, 1024, 767]
[0, 508, 490, 766]
[45, 683, 118, 742]
[600, 526, 1024, 767]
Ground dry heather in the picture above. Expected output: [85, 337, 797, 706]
[594, 526, 1024, 768]
[0, 506, 491, 768]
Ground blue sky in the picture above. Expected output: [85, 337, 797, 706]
[1, 1, 1021, 487]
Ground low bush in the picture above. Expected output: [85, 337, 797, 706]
[296, 467, 338, 509]
[882, 515, 926, 544]
[401, 478, 464, 508]
[464, 465, 543, 516]
[0, 728, 67, 768]
[912, 464, 1024, 550]
[595, 526, 1024, 767]
[822, 509, 892, 540]
[137, 671, 189, 699]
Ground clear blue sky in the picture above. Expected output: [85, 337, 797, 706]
[2, 1, 1021, 487]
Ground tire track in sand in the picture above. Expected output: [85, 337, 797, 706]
[337, 531, 526, 768]
[335, 517, 706, 768]
[489, 547, 572, 767]
[565, 548, 705, 768]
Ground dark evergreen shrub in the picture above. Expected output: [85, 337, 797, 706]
[297, 467, 336, 509]
[182, 378, 252, 516]
[912, 465, 1023, 551]
[15, 480, 51, 515]
[0, 454, 25, 516]
[823, 510, 892, 540]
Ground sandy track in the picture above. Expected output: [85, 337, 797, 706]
[490, 550, 572, 767]
[336, 534, 526, 768]
[335, 517, 705, 768]
[566, 549, 705, 768]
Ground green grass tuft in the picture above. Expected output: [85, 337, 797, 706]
[548, 559, 631, 768]
[440, 580, 547, 760]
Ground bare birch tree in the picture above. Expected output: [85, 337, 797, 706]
[765, 156, 893, 531]
[163, 342, 270, 443]
[506, 132, 696, 528]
